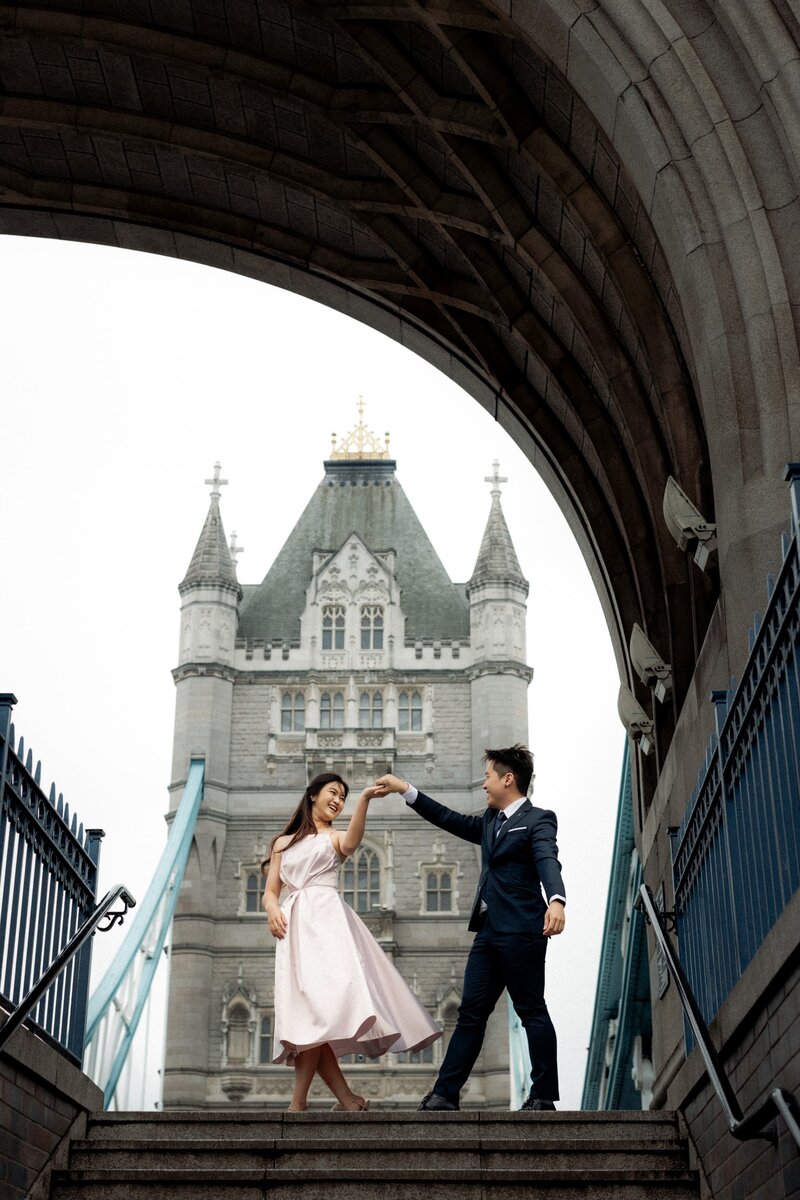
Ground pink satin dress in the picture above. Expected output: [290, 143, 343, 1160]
[272, 832, 441, 1065]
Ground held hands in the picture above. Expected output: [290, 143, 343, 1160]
[374, 773, 409, 795]
[543, 901, 565, 937]
[360, 785, 384, 803]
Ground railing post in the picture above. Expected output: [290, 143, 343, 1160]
[785, 463, 800, 536]
[69, 827, 106, 1061]
[0, 694, 17, 867]
[0, 692, 17, 793]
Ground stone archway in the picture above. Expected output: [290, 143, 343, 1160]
[3, 5, 799, 1189]
[1, 0, 797, 840]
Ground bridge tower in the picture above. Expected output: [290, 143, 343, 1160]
[165, 463, 242, 1107]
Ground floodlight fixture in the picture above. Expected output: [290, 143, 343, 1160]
[629, 623, 673, 702]
[663, 477, 717, 570]
[618, 684, 655, 755]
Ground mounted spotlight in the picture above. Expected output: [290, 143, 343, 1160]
[617, 685, 654, 755]
[629, 624, 673, 703]
[662, 477, 718, 570]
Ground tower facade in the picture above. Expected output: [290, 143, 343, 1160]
[163, 415, 532, 1109]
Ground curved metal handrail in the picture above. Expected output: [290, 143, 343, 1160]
[637, 883, 800, 1151]
[0, 883, 136, 1053]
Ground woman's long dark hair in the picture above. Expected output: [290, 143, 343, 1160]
[262, 772, 349, 873]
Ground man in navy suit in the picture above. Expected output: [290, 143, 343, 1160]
[377, 744, 565, 1111]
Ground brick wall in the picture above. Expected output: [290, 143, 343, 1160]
[0, 1015, 102, 1200]
[665, 891, 800, 1200]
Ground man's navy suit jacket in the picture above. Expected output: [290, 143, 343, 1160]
[412, 791, 565, 934]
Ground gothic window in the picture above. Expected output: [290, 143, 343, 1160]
[396, 1044, 434, 1064]
[443, 1003, 459, 1052]
[322, 605, 345, 650]
[360, 605, 384, 650]
[398, 689, 423, 731]
[258, 1014, 272, 1064]
[226, 1004, 251, 1066]
[245, 872, 261, 913]
[359, 690, 383, 729]
[280, 691, 305, 732]
[425, 869, 453, 912]
[320, 691, 344, 729]
[341, 847, 381, 913]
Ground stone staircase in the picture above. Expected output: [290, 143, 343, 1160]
[50, 1109, 700, 1199]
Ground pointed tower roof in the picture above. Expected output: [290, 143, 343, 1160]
[238, 404, 468, 644]
[468, 461, 528, 591]
[180, 462, 241, 595]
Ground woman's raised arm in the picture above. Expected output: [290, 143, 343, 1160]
[335, 786, 383, 857]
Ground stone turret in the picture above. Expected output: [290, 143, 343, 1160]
[165, 462, 241, 1108]
[468, 461, 532, 781]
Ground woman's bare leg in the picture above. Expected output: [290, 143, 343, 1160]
[288, 1046, 321, 1110]
[316, 1043, 366, 1110]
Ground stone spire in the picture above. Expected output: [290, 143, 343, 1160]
[180, 462, 241, 595]
[468, 460, 527, 592]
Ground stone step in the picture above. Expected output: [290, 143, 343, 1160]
[51, 1110, 699, 1200]
[83, 1109, 685, 1142]
[67, 1135, 690, 1172]
[51, 1169, 700, 1200]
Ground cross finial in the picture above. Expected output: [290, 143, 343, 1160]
[484, 459, 507, 497]
[204, 461, 228, 500]
[229, 530, 244, 568]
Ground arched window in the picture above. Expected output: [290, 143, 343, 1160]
[398, 690, 423, 731]
[245, 872, 261, 913]
[360, 605, 384, 650]
[322, 605, 345, 650]
[258, 1014, 272, 1064]
[341, 847, 381, 913]
[281, 691, 305, 732]
[359, 691, 383, 729]
[320, 691, 345, 730]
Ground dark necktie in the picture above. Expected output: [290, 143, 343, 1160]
[495, 811, 507, 837]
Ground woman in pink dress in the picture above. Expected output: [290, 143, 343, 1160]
[263, 772, 441, 1112]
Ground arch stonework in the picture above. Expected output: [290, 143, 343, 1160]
[2, 0, 798, 1185]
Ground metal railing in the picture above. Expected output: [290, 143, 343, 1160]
[0, 694, 104, 1062]
[0, 883, 136, 1053]
[671, 465, 800, 1033]
[637, 883, 800, 1151]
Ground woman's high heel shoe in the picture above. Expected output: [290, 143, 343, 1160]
[331, 1096, 369, 1111]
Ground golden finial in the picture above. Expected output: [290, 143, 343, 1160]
[330, 396, 391, 460]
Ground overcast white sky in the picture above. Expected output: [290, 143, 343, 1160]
[1, 233, 623, 1110]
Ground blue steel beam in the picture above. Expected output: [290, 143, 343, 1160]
[84, 759, 204, 1107]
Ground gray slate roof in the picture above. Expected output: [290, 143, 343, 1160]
[237, 460, 469, 644]
[469, 494, 528, 591]
[180, 498, 240, 593]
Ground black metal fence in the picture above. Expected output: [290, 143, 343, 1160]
[672, 465, 800, 1035]
[0, 694, 102, 1063]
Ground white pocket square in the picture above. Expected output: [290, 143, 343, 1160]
[508, 827, 528, 833]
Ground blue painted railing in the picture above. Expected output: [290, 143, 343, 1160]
[84, 758, 205, 1108]
[672, 465, 800, 1034]
[0, 694, 103, 1064]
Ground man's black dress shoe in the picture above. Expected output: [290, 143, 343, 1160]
[417, 1092, 459, 1111]
[520, 1095, 556, 1111]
